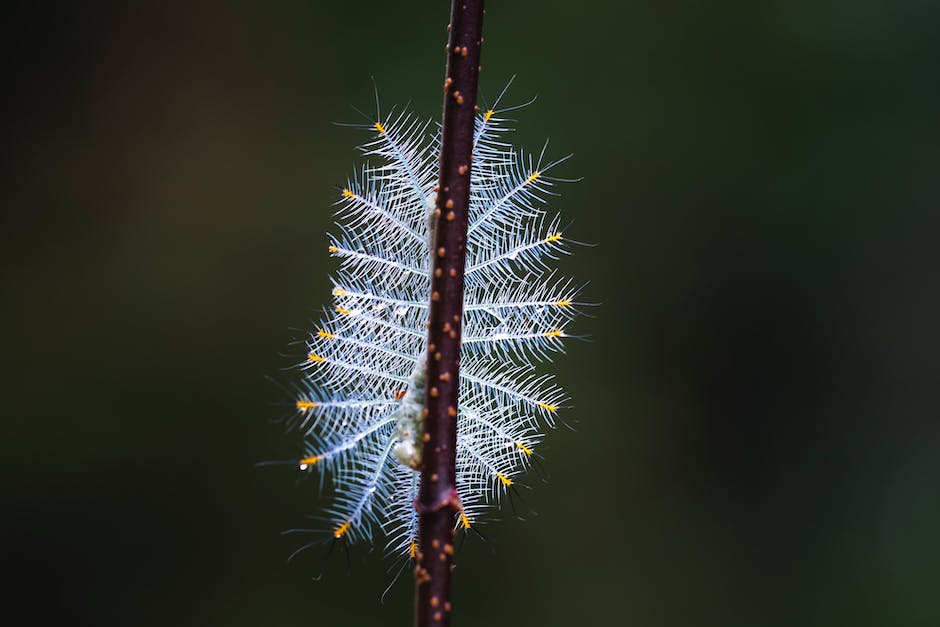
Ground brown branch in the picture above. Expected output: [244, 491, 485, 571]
[414, 1, 485, 626]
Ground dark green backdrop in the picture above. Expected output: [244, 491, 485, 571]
[4, 1, 938, 625]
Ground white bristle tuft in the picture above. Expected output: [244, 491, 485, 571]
[283, 91, 585, 558]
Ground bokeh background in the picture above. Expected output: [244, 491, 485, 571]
[4, 1, 939, 625]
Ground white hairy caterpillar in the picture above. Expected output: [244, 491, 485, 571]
[281, 84, 585, 564]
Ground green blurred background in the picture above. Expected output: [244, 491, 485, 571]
[4, 1, 939, 625]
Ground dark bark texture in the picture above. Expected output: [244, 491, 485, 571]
[414, 1, 485, 626]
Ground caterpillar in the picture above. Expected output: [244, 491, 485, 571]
[279, 83, 585, 566]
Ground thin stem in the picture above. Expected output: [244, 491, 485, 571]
[414, 1, 485, 626]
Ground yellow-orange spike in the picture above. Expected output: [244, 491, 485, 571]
[328, 245, 339, 253]
[545, 232, 563, 243]
[307, 353, 326, 363]
[299, 455, 318, 467]
[484, 109, 494, 122]
[317, 329, 335, 339]
[332, 287, 348, 297]
[553, 299, 572, 307]
[374, 121, 385, 134]
[544, 329, 565, 339]
[526, 171, 541, 184]
[537, 402, 558, 412]
[515, 441, 533, 456]
[334, 521, 352, 539]
[496, 473, 512, 486]
[335, 306, 351, 315]
[341, 188, 355, 198]
[296, 400, 318, 411]
[409, 541, 417, 559]
[459, 512, 472, 530]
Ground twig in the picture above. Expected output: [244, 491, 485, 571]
[414, 1, 485, 625]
